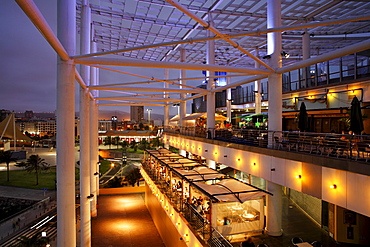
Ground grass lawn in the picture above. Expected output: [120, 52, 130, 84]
[0, 167, 80, 190]
[99, 160, 112, 175]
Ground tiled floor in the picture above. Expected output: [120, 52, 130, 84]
[91, 193, 165, 247]
[249, 196, 366, 247]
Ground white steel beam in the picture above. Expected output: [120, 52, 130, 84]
[89, 65, 206, 91]
[89, 86, 204, 93]
[72, 15, 370, 60]
[166, 0, 273, 71]
[75, 57, 271, 75]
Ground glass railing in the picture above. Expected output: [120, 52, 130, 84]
[163, 126, 370, 162]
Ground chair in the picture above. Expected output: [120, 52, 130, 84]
[291, 237, 303, 245]
[311, 241, 322, 247]
[257, 244, 269, 247]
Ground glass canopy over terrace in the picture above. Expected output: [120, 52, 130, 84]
[143, 148, 272, 243]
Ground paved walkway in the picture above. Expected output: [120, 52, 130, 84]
[91, 193, 165, 247]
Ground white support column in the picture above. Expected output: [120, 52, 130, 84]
[179, 49, 187, 128]
[56, 0, 76, 246]
[266, 181, 283, 236]
[90, 40, 100, 198]
[266, 0, 283, 237]
[164, 61, 170, 149]
[80, 87, 91, 247]
[302, 28, 310, 88]
[206, 159, 216, 170]
[255, 48, 262, 114]
[206, 23, 216, 137]
[226, 75, 232, 123]
[90, 99, 98, 215]
[79, 1, 91, 246]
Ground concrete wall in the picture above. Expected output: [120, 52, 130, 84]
[290, 189, 322, 225]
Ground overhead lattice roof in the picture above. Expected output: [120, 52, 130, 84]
[76, 0, 370, 67]
[71, 0, 370, 106]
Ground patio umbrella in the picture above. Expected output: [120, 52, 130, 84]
[350, 96, 364, 134]
[298, 102, 309, 131]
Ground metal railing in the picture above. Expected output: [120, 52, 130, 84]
[142, 161, 232, 247]
[163, 126, 370, 162]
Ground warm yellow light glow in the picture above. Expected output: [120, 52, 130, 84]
[236, 158, 240, 161]
[330, 184, 337, 189]
[111, 163, 114, 167]
[170, 213, 174, 216]
[252, 162, 256, 166]
[296, 175, 302, 179]
[214, 152, 217, 155]
[176, 222, 180, 226]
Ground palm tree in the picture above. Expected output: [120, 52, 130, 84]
[16, 155, 49, 185]
[0, 150, 17, 182]
[124, 168, 142, 186]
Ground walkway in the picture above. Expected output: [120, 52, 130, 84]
[91, 193, 165, 247]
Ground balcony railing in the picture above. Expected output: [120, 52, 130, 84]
[163, 126, 370, 162]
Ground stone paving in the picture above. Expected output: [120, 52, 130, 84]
[91, 193, 165, 247]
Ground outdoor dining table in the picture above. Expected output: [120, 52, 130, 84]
[295, 242, 313, 247]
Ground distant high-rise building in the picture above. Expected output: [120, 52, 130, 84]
[0, 109, 11, 122]
[25, 110, 34, 119]
[130, 106, 144, 123]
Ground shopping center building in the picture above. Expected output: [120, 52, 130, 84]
[11, 0, 370, 246]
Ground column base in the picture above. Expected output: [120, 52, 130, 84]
[266, 229, 283, 237]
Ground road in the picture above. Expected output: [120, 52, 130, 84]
[0, 208, 57, 247]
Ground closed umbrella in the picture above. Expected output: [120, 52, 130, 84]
[298, 102, 309, 131]
[350, 96, 364, 134]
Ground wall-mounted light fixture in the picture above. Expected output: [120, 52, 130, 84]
[205, 150, 208, 152]
[271, 168, 276, 171]
[214, 152, 218, 155]
[281, 51, 290, 58]
[330, 184, 337, 189]
[175, 222, 180, 226]
[262, 55, 271, 59]
[87, 194, 94, 201]
[94, 172, 99, 177]
[224, 155, 227, 157]
[236, 158, 240, 161]
[252, 162, 256, 166]
[296, 175, 302, 179]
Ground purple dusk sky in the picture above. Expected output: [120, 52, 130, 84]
[0, 1, 199, 118]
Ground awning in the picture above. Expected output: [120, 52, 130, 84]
[182, 112, 227, 121]
[193, 178, 271, 203]
[173, 166, 225, 181]
[0, 113, 32, 141]
[182, 113, 205, 120]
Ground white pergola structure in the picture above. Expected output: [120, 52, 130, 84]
[14, 0, 370, 246]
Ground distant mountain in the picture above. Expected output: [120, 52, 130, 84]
[98, 110, 130, 120]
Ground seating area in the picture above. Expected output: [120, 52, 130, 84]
[291, 237, 322, 247]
